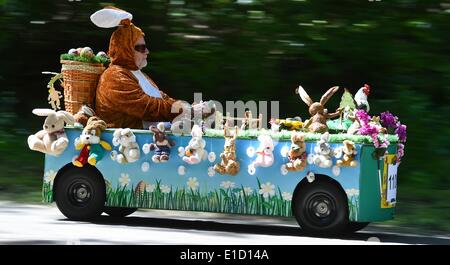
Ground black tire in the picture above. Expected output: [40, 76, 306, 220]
[104, 207, 137, 217]
[54, 166, 106, 221]
[345, 222, 370, 233]
[292, 181, 349, 235]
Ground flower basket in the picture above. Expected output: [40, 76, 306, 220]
[60, 60, 105, 115]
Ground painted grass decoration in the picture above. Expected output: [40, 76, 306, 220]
[105, 178, 293, 217]
[43, 177, 358, 221]
[348, 195, 359, 221]
[42, 182, 53, 203]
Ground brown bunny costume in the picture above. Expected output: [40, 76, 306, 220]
[92, 7, 181, 129]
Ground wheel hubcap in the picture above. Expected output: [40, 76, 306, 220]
[305, 192, 336, 227]
[68, 180, 92, 207]
[314, 201, 330, 217]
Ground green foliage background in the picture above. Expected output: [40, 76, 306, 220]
[0, 0, 448, 232]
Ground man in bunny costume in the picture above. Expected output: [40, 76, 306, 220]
[91, 7, 182, 129]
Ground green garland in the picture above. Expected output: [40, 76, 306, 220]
[65, 126, 399, 144]
[203, 129, 399, 144]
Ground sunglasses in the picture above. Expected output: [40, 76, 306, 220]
[134, 44, 147, 53]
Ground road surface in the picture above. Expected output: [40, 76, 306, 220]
[0, 201, 448, 245]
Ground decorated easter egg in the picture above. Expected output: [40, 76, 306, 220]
[141, 162, 150, 172]
[135, 180, 148, 195]
[68, 48, 78, 55]
[96, 51, 108, 58]
[80, 47, 94, 59]
[178, 165, 186, 175]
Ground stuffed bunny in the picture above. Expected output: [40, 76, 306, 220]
[28, 108, 75, 156]
[296, 85, 343, 133]
[249, 134, 275, 170]
[143, 122, 175, 163]
[313, 132, 333, 168]
[214, 126, 240, 176]
[182, 124, 207, 164]
[110, 128, 140, 164]
[73, 116, 112, 167]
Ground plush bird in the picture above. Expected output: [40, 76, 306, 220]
[354, 84, 371, 112]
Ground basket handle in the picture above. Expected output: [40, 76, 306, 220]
[42, 71, 64, 111]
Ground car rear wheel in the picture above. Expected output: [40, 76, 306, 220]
[293, 181, 348, 235]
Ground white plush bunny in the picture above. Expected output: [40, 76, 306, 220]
[313, 132, 333, 168]
[110, 128, 140, 164]
[250, 134, 275, 169]
[182, 124, 207, 164]
[27, 108, 75, 156]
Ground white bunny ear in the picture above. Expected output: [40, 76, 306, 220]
[90, 8, 133, 28]
[56, 111, 75, 125]
[112, 137, 120, 147]
[113, 128, 122, 138]
[32, 108, 55, 117]
[321, 132, 330, 141]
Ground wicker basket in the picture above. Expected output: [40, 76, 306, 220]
[60, 60, 105, 115]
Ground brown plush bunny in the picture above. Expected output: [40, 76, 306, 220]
[296, 85, 343, 133]
[214, 126, 240, 176]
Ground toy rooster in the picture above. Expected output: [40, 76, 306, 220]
[354, 84, 371, 112]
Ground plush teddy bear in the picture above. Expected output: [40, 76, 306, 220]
[27, 108, 75, 156]
[249, 134, 275, 172]
[73, 105, 96, 127]
[182, 124, 207, 164]
[110, 128, 140, 164]
[214, 126, 240, 176]
[285, 132, 307, 171]
[336, 140, 358, 167]
[313, 132, 333, 168]
[143, 122, 175, 163]
[73, 116, 112, 167]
